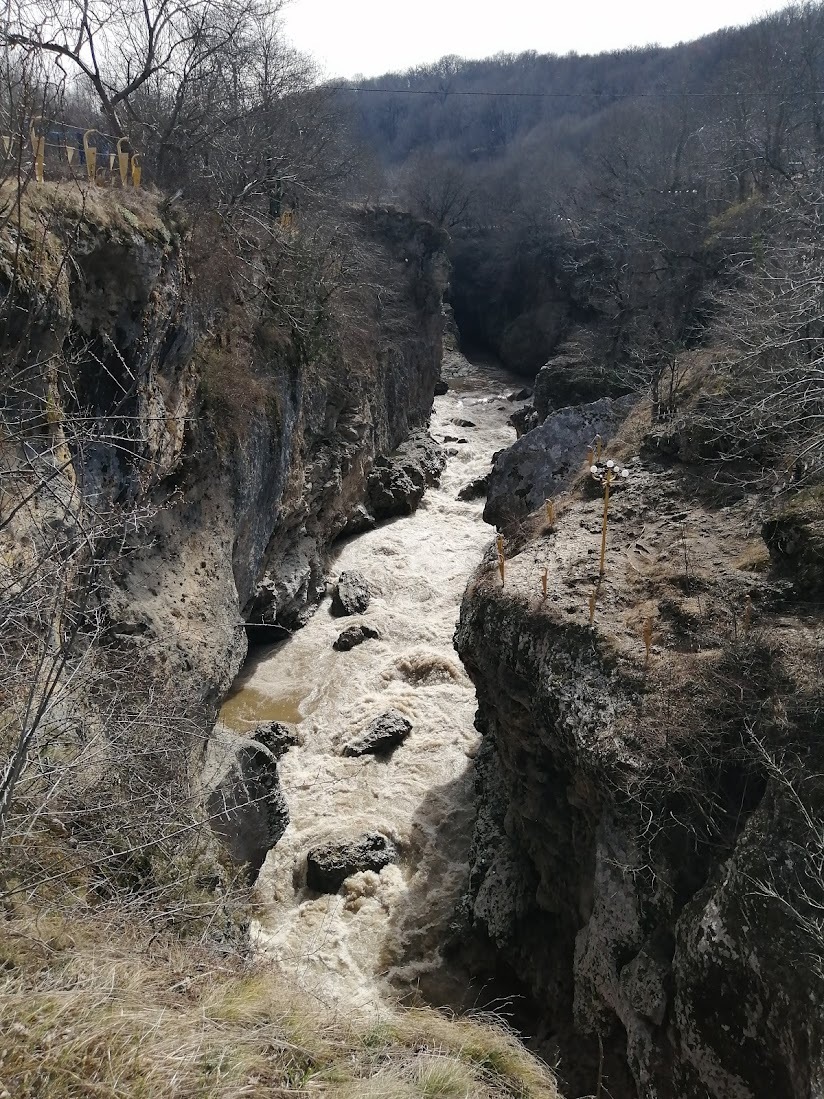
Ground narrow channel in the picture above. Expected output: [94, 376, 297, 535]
[218, 350, 523, 1012]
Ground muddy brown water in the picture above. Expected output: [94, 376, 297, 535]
[218, 352, 525, 1013]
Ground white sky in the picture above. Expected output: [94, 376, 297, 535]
[281, 0, 791, 79]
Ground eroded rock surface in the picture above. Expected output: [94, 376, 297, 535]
[331, 571, 372, 617]
[250, 721, 301, 759]
[342, 710, 412, 757]
[367, 430, 446, 519]
[333, 624, 381, 651]
[455, 388, 824, 1098]
[27, 197, 449, 706]
[306, 832, 398, 893]
[457, 475, 489, 501]
[484, 394, 636, 528]
[533, 347, 632, 418]
[207, 731, 289, 878]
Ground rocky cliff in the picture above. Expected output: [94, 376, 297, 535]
[2, 188, 448, 707]
[453, 364, 824, 1098]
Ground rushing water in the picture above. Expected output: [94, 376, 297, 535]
[218, 352, 523, 1013]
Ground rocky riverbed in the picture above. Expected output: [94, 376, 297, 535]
[217, 350, 529, 1011]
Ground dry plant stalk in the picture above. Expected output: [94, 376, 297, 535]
[595, 434, 603, 460]
[545, 498, 555, 526]
[598, 467, 613, 576]
[496, 534, 506, 587]
[589, 590, 597, 624]
[743, 594, 752, 635]
[541, 567, 548, 599]
[643, 617, 653, 667]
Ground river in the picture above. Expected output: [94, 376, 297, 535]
[218, 351, 523, 1014]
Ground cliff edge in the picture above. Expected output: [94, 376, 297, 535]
[454, 356, 824, 1098]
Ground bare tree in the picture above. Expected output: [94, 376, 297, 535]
[703, 174, 824, 480]
[1, 0, 281, 138]
[399, 152, 475, 229]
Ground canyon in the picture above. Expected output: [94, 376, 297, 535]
[2, 181, 822, 1099]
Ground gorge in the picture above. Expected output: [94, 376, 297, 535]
[2, 8, 824, 1099]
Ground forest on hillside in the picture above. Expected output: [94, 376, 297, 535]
[342, 4, 824, 487]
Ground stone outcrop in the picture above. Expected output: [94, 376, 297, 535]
[342, 710, 412, 757]
[330, 571, 372, 617]
[306, 832, 398, 893]
[457, 475, 489, 502]
[454, 402, 824, 1099]
[533, 347, 632, 419]
[249, 721, 301, 759]
[483, 395, 636, 528]
[206, 728, 289, 877]
[333, 624, 381, 651]
[6, 193, 448, 706]
[367, 431, 446, 519]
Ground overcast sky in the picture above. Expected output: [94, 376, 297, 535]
[281, 0, 790, 79]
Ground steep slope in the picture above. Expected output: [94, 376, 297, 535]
[1, 187, 448, 706]
[453, 367, 824, 1098]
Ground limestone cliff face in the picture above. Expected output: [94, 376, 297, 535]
[3, 191, 447, 705]
[454, 399, 824, 1099]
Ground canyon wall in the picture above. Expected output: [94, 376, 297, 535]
[454, 377, 824, 1099]
[2, 191, 447, 706]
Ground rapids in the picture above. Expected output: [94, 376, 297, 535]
[218, 352, 523, 1012]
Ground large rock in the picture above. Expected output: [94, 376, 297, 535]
[330, 570, 371, 617]
[206, 729, 289, 878]
[306, 831, 398, 892]
[762, 487, 824, 596]
[457, 475, 489, 502]
[333, 624, 381, 651]
[250, 720, 301, 759]
[342, 709, 412, 756]
[340, 505, 376, 537]
[509, 406, 540, 437]
[484, 395, 636, 528]
[367, 430, 445, 519]
[533, 348, 632, 419]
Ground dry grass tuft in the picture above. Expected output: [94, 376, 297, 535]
[0, 914, 559, 1099]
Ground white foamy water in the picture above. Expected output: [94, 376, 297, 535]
[219, 353, 522, 1013]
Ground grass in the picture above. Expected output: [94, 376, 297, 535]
[0, 912, 560, 1099]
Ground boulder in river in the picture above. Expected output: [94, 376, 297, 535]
[207, 732, 289, 878]
[367, 431, 445, 519]
[507, 387, 533, 402]
[458, 475, 490, 501]
[509, 405, 540, 438]
[331, 570, 371, 616]
[306, 831, 398, 893]
[451, 417, 476, 428]
[340, 505, 376, 537]
[343, 709, 412, 756]
[434, 379, 449, 395]
[333, 624, 381, 651]
[251, 721, 301, 759]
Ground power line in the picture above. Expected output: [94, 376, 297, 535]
[331, 85, 816, 100]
